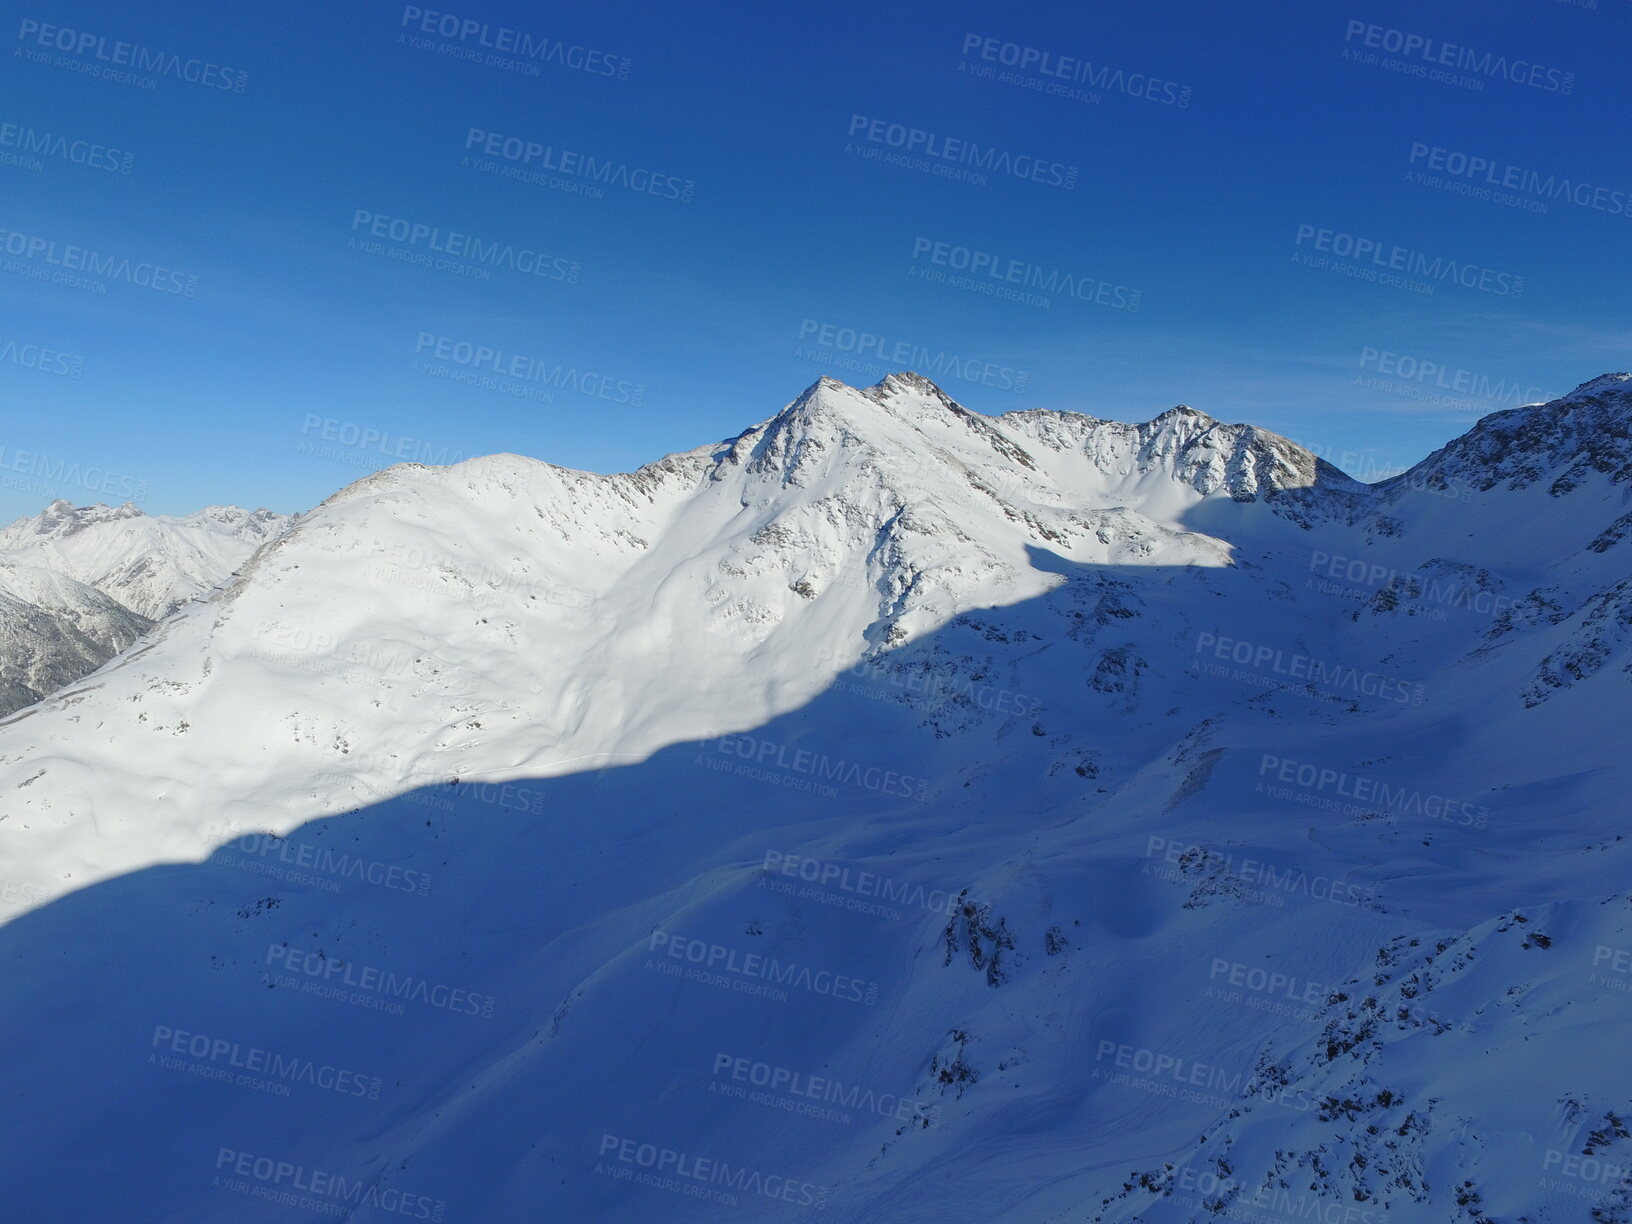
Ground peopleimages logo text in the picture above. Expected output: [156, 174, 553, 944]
[910, 238, 1140, 311]
[1208, 959, 1331, 1006]
[299, 414, 467, 465]
[1259, 755, 1490, 828]
[796, 320, 1028, 392]
[761, 850, 966, 917]
[1308, 549, 1517, 619]
[960, 34, 1192, 106]
[463, 128, 692, 202]
[1294, 225, 1523, 297]
[711, 1051, 943, 1127]
[597, 1135, 827, 1208]
[15, 18, 248, 90]
[0, 120, 133, 172]
[264, 946, 496, 1018]
[0, 340, 84, 378]
[847, 115, 1078, 188]
[215, 829, 433, 895]
[1342, 21, 1574, 93]
[1192, 631, 1428, 707]
[1407, 145, 1630, 217]
[1358, 348, 1548, 408]
[214, 1148, 445, 1220]
[648, 931, 881, 1006]
[0, 226, 198, 295]
[1144, 836, 1377, 908]
[0, 446, 146, 500]
[152, 1024, 383, 1099]
[399, 6, 630, 79]
[414, 334, 643, 405]
[350, 211, 580, 282]
[712, 732, 930, 800]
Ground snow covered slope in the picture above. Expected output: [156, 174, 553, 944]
[0, 372, 1628, 1223]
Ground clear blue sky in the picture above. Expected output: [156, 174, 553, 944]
[1, 0, 1627, 518]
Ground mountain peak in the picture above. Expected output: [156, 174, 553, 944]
[1563, 371, 1631, 400]
[786, 375, 862, 412]
[1151, 404, 1215, 425]
[868, 370, 954, 399]
[862, 372, 967, 418]
[27, 500, 146, 538]
[783, 371, 966, 424]
[1389, 370, 1632, 499]
[793, 371, 963, 412]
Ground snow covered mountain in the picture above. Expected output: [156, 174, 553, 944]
[0, 499, 292, 714]
[0, 498, 291, 620]
[0, 371, 1628, 1223]
[0, 559, 152, 714]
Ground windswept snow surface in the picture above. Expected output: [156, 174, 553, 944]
[1, 372, 1630, 1222]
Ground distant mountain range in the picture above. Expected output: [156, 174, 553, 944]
[0, 500, 290, 713]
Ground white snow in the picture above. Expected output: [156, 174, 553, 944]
[0, 371, 1628, 1223]
[0, 498, 291, 619]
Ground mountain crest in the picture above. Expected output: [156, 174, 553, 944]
[864, 370, 959, 405]
[1151, 404, 1214, 424]
[1564, 371, 1631, 400]
[1388, 370, 1632, 499]
[26, 500, 146, 539]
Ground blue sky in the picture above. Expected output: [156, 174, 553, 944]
[1, 0, 1627, 518]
